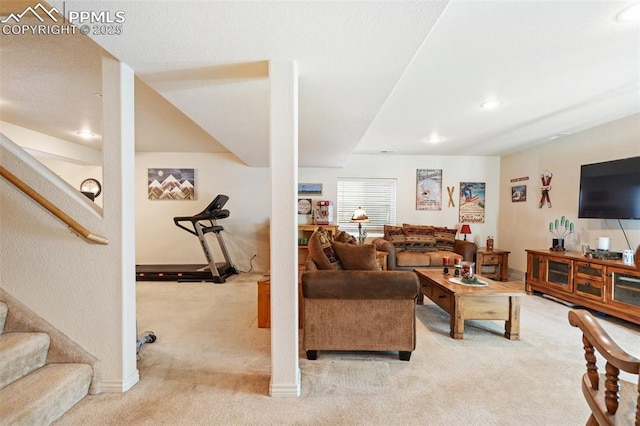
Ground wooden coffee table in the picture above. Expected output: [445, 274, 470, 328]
[415, 269, 522, 340]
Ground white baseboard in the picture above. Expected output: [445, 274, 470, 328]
[101, 369, 140, 393]
[269, 369, 301, 397]
[269, 382, 301, 397]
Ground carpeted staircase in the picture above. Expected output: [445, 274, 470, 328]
[0, 301, 93, 424]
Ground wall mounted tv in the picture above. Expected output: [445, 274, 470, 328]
[578, 156, 640, 220]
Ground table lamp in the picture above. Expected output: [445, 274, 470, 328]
[459, 224, 471, 241]
[350, 207, 369, 244]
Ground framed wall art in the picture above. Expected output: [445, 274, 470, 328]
[148, 168, 195, 200]
[416, 169, 442, 210]
[511, 185, 527, 202]
[459, 182, 485, 223]
[298, 183, 323, 196]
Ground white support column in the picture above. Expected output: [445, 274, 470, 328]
[269, 60, 300, 397]
[101, 53, 139, 392]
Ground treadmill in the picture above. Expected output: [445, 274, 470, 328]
[136, 195, 238, 283]
[173, 194, 238, 283]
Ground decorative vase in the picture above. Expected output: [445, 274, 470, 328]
[552, 238, 565, 251]
[358, 228, 367, 245]
[486, 236, 494, 251]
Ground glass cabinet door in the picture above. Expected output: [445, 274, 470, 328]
[546, 258, 573, 293]
[531, 255, 542, 281]
[610, 268, 640, 308]
[527, 253, 544, 284]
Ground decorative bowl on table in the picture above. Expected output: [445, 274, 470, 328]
[460, 261, 475, 279]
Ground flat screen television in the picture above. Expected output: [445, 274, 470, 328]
[578, 156, 640, 220]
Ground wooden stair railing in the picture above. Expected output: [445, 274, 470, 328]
[0, 166, 109, 245]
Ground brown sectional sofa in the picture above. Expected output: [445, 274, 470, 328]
[372, 224, 477, 271]
[301, 227, 419, 361]
[301, 270, 419, 361]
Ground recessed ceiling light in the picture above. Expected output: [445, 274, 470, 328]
[548, 132, 570, 140]
[480, 99, 502, 110]
[425, 135, 443, 144]
[617, 3, 640, 22]
[76, 131, 96, 139]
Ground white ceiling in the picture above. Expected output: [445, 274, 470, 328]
[1, 1, 639, 168]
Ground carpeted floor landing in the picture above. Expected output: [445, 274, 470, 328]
[54, 273, 640, 425]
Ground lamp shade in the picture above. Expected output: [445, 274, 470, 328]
[350, 207, 369, 223]
[459, 224, 471, 241]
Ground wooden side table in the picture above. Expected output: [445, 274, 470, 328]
[297, 225, 339, 265]
[476, 248, 510, 281]
[376, 251, 388, 270]
[257, 266, 304, 328]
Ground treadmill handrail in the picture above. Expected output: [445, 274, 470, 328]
[173, 211, 228, 236]
[173, 219, 198, 236]
[173, 214, 213, 223]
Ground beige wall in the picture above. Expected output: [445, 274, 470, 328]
[135, 152, 271, 273]
[0, 121, 102, 166]
[300, 154, 501, 245]
[37, 158, 103, 207]
[0, 127, 272, 273]
[133, 153, 500, 272]
[0, 121, 103, 207]
[499, 113, 640, 278]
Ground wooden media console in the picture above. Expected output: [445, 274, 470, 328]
[526, 249, 640, 325]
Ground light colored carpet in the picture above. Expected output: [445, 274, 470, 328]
[55, 274, 640, 425]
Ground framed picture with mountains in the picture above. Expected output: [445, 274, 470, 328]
[148, 168, 195, 200]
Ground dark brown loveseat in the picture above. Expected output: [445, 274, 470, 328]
[301, 228, 419, 361]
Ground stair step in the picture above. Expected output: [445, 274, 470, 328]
[0, 332, 49, 390]
[0, 302, 6, 334]
[0, 363, 92, 424]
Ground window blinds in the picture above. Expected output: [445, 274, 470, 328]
[337, 178, 397, 234]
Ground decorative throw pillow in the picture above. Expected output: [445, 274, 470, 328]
[383, 225, 406, 251]
[434, 227, 457, 252]
[331, 241, 380, 270]
[334, 230, 358, 245]
[402, 224, 437, 252]
[307, 227, 343, 270]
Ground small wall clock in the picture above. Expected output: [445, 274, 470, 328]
[80, 178, 102, 199]
[298, 198, 312, 215]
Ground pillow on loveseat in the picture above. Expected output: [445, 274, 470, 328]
[331, 241, 380, 270]
[384, 225, 406, 251]
[307, 227, 343, 270]
[434, 227, 457, 252]
[402, 224, 438, 252]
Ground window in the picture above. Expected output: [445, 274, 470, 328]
[337, 178, 397, 235]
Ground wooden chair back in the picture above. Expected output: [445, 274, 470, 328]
[568, 309, 640, 426]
